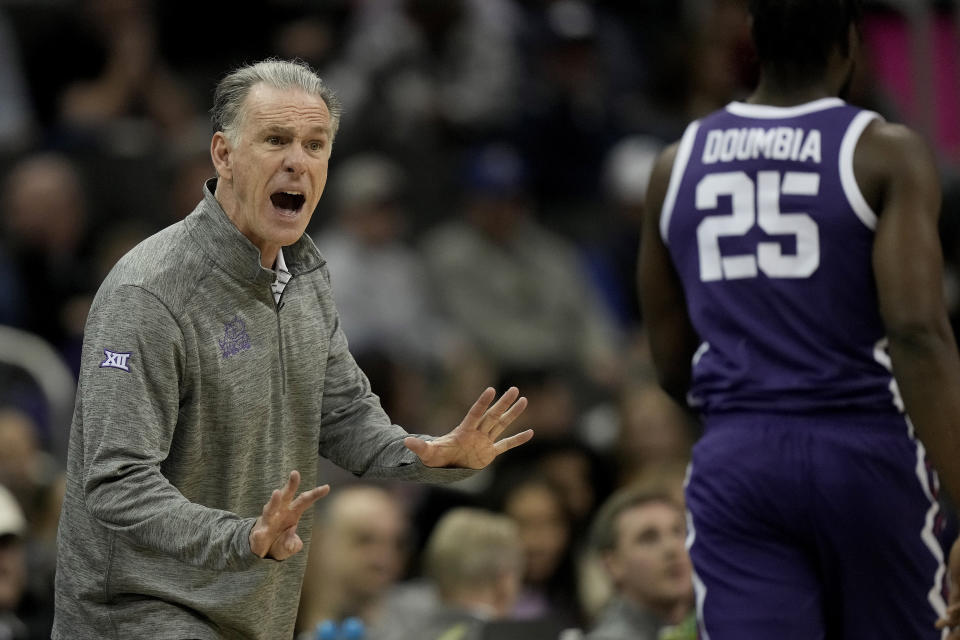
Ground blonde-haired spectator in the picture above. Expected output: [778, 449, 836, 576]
[425, 507, 523, 613]
[384, 507, 525, 640]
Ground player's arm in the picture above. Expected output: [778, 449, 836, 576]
[864, 121, 960, 502]
[639, 143, 701, 404]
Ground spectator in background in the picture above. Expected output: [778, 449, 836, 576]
[0, 409, 58, 525]
[316, 0, 525, 222]
[530, 440, 602, 532]
[682, 0, 752, 120]
[0, 410, 61, 640]
[422, 142, 621, 390]
[314, 152, 458, 367]
[517, 0, 636, 229]
[1, 153, 93, 367]
[497, 367, 579, 440]
[268, 4, 352, 77]
[491, 471, 582, 628]
[583, 135, 663, 330]
[383, 507, 525, 640]
[606, 0, 752, 145]
[495, 432, 615, 541]
[57, 0, 199, 147]
[0, 246, 23, 328]
[296, 485, 410, 638]
[418, 345, 501, 440]
[614, 380, 694, 489]
[167, 149, 216, 222]
[0, 484, 29, 640]
[314, 151, 469, 432]
[0, 8, 35, 153]
[325, 0, 523, 146]
[585, 487, 695, 640]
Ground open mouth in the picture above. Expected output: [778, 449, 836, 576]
[270, 191, 306, 214]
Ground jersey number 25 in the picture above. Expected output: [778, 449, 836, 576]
[696, 170, 820, 282]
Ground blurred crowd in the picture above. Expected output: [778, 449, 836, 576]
[0, 0, 959, 638]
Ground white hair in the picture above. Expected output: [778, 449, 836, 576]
[210, 59, 342, 144]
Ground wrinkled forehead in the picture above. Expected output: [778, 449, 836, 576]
[241, 84, 332, 135]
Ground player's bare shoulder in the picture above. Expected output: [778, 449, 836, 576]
[854, 119, 939, 213]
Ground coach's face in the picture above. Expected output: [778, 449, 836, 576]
[211, 83, 332, 267]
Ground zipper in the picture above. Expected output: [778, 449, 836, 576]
[276, 292, 287, 395]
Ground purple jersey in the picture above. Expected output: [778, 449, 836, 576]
[661, 98, 897, 415]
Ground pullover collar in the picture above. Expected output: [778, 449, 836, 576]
[185, 178, 325, 286]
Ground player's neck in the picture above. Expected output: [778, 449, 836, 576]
[747, 76, 836, 108]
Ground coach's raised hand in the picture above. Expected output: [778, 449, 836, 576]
[249, 471, 330, 560]
[404, 386, 533, 469]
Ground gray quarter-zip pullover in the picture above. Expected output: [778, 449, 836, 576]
[53, 180, 472, 639]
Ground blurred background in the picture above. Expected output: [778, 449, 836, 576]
[0, 0, 958, 638]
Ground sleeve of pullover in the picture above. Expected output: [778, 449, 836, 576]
[316, 307, 474, 484]
[79, 284, 258, 571]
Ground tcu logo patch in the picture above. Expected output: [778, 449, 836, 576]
[100, 349, 132, 372]
[219, 315, 252, 359]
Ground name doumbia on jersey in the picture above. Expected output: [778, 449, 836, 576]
[702, 126, 822, 165]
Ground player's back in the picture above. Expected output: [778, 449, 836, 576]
[661, 98, 900, 415]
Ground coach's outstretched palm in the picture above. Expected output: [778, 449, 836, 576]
[404, 386, 533, 469]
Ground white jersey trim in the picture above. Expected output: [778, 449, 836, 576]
[684, 463, 711, 640]
[661, 121, 701, 244]
[839, 110, 883, 231]
[907, 416, 948, 628]
[725, 97, 844, 119]
[876, 337, 947, 629]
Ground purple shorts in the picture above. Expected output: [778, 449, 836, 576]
[685, 412, 947, 639]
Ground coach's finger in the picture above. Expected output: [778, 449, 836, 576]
[290, 484, 330, 515]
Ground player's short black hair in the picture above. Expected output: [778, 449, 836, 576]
[749, 0, 862, 81]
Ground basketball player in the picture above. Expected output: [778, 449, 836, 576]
[639, 1, 960, 637]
